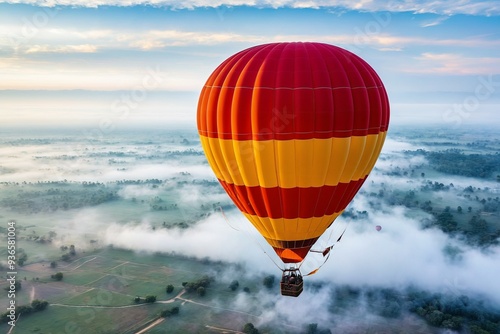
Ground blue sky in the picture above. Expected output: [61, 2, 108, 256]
[0, 0, 499, 128]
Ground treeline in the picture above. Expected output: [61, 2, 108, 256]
[329, 285, 500, 333]
[406, 149, 500, 179]
[182, 276, 214, 296]
[130, 148, 205, 160]
[409, 290, 500, 333]
[426, 209, 500, 247]
[361, 183, 500, 247]
[0, 187, 118, 213]
[0, 300, 49, 323]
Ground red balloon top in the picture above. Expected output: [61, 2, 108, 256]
[198, 42, 390, 141]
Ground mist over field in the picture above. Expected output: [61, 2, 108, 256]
[1, 0, 499, 331]
[0, 125, 499, 333]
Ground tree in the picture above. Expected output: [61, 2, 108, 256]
[263, 275, 275, 289]
[183, 276, 213, 293]
[134, 296, 141, 303]
[160, 306, 180, 318]
[457, 206, 462, 213]
[17, 305, 34, 315]
[305, 323, 333, 334]
[166, 284, 174, 294]
[4, 281, 21, 292]
[229, 280, 239, 291]
[442, 317, 462, 331]
[145, 295, 156, 303]
[435, 211, 458, 233]
[426, 310, 444, 326]
[243, 323, 260, 334]
[197, 287, 206, 297]
[17, 251, 28, 266]
[50, 261, 57, 268]
[31, 300, 49, 312]
[469, 325, 491, 334]
[306, 323, 319, 334]
[51, 272, 63, 281]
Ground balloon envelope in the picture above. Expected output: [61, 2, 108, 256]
[197, 42, 390, 264]
[376, 225, 382, 231]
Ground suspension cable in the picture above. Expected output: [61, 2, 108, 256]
[218, 206, 284, 272]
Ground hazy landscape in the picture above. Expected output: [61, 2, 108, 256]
[0, 124, 499, 333]
[1, 0, 499, 332]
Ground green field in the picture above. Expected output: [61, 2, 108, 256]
[1, 128, 499, 333]
[0, 247, 276, 333]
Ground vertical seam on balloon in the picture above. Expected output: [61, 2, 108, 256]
[314, 44, 339, 234]
[336, 55, 371, 207]
[243, 47, 272, 236]
[313, 45, 355, 234]
[305, 43, 329, 245]
[266, 43, 285, 243]
[306, 43, 331, 237]
[250, 43, 279, 241]
[270, 43, 285, 244]
[357, 57, 388, 181]
[273, 43, 290, 247]
[235, 47, 272, 226]
[291, 43, 300, 250]
[310, 44, 352, 238]
[205, 84, 226, 183]
[209, 51, 253, 219]
[227, 47, 258, 223]
[328, 53, 364, 219]
[300, 42, 317, 250]
[272, 44, 288, 246]
[355, 59, 381, 179]
[208, 51, 244, 184]
[314, 43, 352, 233]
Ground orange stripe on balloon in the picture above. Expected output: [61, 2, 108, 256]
[273, 247, 311, 263]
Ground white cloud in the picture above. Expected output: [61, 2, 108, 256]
[409, 52, 500, 75]
[420, 15, 450, 27]
[3, 23, 499, 56]
[101, 198, 500, 305]
[25, 44, 97, 53]
[309, 199, 500, 304]
[1, 0, 499, 16]
[126, 30, 266, 49]
[103, 211, 275, 271]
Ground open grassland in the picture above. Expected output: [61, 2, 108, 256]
[0, 248, 269, 333]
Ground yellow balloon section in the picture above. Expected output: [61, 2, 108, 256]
[197, 42, 390, 263]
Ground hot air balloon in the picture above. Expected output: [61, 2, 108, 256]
[376, 225, 382, 231]
[197, 42, 390, 297]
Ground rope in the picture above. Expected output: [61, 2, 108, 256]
[301, 219, 351, 276]
[217, 206, 284, 271]
[218, 207, 352, 276]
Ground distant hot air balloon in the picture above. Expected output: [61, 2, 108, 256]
[197, 42, 390, 296]
[376, 225, 382, 231]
